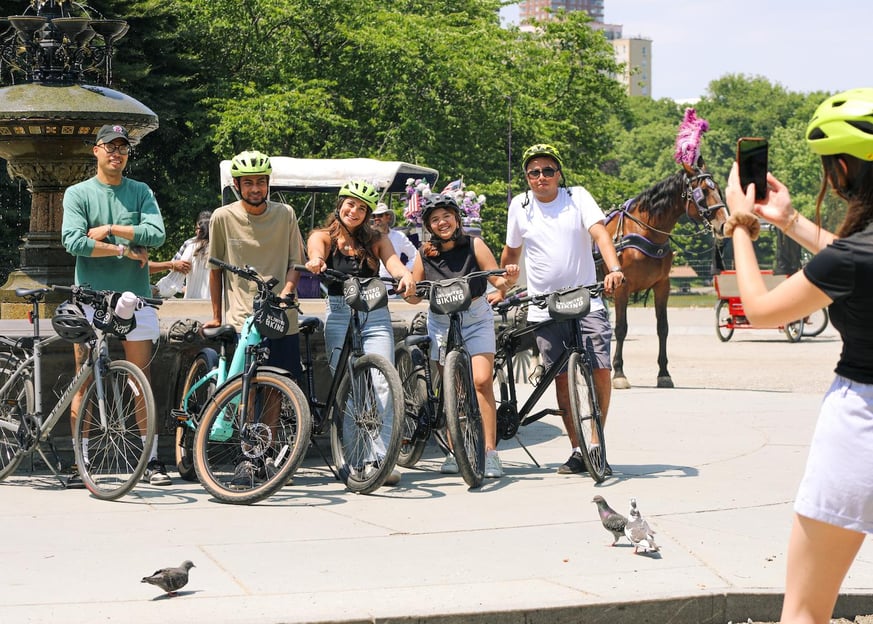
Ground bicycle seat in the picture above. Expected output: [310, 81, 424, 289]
[298, 316, 323, 335]
[404, 334, 431, 349]
[15, 287, 49, 301]
[202, 324, 237, 342]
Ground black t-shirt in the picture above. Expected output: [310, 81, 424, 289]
[422, 235, 487, 299]
[326, 245, 377, 296]
[803, 226, 873, 383]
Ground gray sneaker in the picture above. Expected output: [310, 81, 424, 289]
[229, 460, 256, 490]
[484, 451, 503, 478]
[143, 459, 172, 486]
[440, 453, 459, 474]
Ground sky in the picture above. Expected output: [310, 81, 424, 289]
[501, 1, 873, 101]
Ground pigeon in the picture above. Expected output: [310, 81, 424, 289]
[141, 560, 195, 597]
[624, 498, 659, 554]
[591, 495, 628, 546]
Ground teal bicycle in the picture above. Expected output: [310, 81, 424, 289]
[175, 258, 311, 505]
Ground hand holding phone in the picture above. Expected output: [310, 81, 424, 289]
[737, 137, 769, 200]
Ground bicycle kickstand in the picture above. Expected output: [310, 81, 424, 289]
[309, 435, 340, 481]
[514, 434, 541, 469]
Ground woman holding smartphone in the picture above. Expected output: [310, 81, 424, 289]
[724, 88, 873, 624]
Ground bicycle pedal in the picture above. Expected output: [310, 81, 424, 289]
[170, 408, 190, 423]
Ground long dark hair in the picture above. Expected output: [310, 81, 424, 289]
[194, 210, 212, 256]
[318, 197, 380, 271]
[817, 155, 873, 237]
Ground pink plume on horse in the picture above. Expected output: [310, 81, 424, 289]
[673, 108, 710, 166]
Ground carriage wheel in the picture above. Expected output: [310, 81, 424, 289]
[801, 308, 829, 337]
[784, 319, 804, 343]
[715, 300, 734, 342]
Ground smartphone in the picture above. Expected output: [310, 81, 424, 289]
[737, 137, 769, 200]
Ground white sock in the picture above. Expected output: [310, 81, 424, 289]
[142, 436, 159, 462]
[573, 446, 582, 454]
[81, 438, 89, 465]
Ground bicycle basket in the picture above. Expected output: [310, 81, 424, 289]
[429, 279, 472, 315]
[252, 297, 288, 339]
[547, 286, 591, 321]
[93, 292, 137, 338]
[343, 277, 388, 312]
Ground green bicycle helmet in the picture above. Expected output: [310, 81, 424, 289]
[521, 143, 565, 172]
[806, 88, 873, 161]
[230, 150, 272, 177]
[338, 180, 379, 212]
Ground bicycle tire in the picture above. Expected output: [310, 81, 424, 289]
[492, 361, 518, 441]
[0, 353, 33, 481]
[801, 308, 829, 337]
[75, 360, 156, 500]
[193, 370, 311, 505]
[330, 353, 403, 494]
[176, 351, 218, 481]
[394, 344, 428, 468]
[443, 350, 484, 488]
[567, 352, 607, 483]
[715, 300, 734, 342]
[784, 319, 804, 343]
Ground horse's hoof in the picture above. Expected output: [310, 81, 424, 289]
[612, 377, 631, 390]
[657, 376, 674, 388]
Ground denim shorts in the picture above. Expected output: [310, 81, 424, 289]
[323, 295, 394, 372]
[534, 307, 612, 373]
[426, 296, 495, 362]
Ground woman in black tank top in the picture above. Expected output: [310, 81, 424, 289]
[406, 193, 518, 479]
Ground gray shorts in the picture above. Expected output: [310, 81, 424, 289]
[534, 307, 612, 374]
[427, 296, 495, 363]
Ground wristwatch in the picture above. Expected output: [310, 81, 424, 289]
[117, 244, 126, 258]
[609, 265, 622, 273]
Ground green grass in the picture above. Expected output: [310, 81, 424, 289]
[621, 291, 718, 309]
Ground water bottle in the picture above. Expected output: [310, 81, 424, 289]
[114, 291, 138, 320]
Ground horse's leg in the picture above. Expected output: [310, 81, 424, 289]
[652, 278, 674, 388]
[611, 288, 631, 390]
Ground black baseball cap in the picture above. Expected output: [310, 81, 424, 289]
[95, 124, 130, 145]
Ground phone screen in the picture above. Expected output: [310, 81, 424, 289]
[737, 137, 769, 200]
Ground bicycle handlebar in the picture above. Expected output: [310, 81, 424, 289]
[209, 258, 296, 307]
[51, 284, 163, 308]
[491, 282, 605, 313]
[414, 269, 507, 299]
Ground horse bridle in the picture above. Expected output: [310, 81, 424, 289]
[682, 170, 726, 229]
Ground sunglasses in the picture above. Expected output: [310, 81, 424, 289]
[97, 143, 131, 155]
[526, 167, 558, 179]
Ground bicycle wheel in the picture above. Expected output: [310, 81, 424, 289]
[394, 344, 428, 468]
[715, 300, 734, 342]
[802, 308, 829, 337]
[75, 360, 156, 500]
[193, 371, 311, 505]
[443, 350, 484, 488]
[176, 351, 218, 481]
[0, 353, 33, 481]
[330, 353, 403, 494]
[567, 352, 607, 483]
[784, 319, 804, 343]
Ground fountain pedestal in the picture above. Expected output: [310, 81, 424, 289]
[0, 83, 158, 318]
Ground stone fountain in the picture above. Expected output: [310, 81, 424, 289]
[0, 0, 158, 317]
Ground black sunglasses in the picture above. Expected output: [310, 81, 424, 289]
[526, 167, 558, 179]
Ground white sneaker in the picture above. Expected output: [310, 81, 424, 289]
[484, 451, 503, 478]
[440, 453, 459, 474]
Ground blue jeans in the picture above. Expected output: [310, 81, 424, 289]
[324, 296, 396, 465]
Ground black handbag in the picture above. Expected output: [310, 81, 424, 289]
[547, 286, 591, 321]
[343, 277, 388, 312]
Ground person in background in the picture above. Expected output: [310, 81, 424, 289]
[61, 123, 170, 487]
[724, 88, 873, 624]
[204, 150, 304, 489]
[372, 202, 417, 280]
[150, 210, 212, 299]
[305, 181, 415, 487]
[500, 143, 624, 476]
[406, 193, 518, 478]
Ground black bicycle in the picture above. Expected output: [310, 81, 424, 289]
[394, 270, 505, 488]
[491, 283, 608, 483]
[294, 265, 404, 494]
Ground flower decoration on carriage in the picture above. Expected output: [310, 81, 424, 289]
[402, 177, 434, 226]
[673, 108, 710, 167]
[442, 178, 485, 227]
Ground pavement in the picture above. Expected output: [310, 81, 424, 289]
[1, 306, 872, 624]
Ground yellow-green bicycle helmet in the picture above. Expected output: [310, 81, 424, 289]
[230, 150, 272, 177]
[806, 88, 873, 161]
[521, 143, 565, 172]
[338, 180, 379, 212]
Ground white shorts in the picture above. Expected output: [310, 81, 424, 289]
[83, 303, 160, 343]
[794, 374, 873, 534]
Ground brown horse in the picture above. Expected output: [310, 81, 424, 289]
[604, 161, 728, 389]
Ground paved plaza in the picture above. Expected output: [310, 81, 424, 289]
[1, 306, 871, 624]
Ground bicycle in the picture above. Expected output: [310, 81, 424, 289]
[186, 258, 312, 505]
[394, 270, 506, 488]
[0, 285, 162, 500]
[294, 264, 404, 494]
[491, 283, 609, 483]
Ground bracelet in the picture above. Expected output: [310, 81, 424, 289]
[609, 265, 622, 274]
[723, 212, 761, 240]
[171, 261, 176, 272]
[108, 224, 113, 236]
[782, 211, 800, 234]
[117, 244, 126, 258]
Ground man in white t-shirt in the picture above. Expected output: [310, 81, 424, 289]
[372, 203, 417, 279]
[500, 143, 625, 476]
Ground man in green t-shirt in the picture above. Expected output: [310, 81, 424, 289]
[61, 124, 170, 488]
